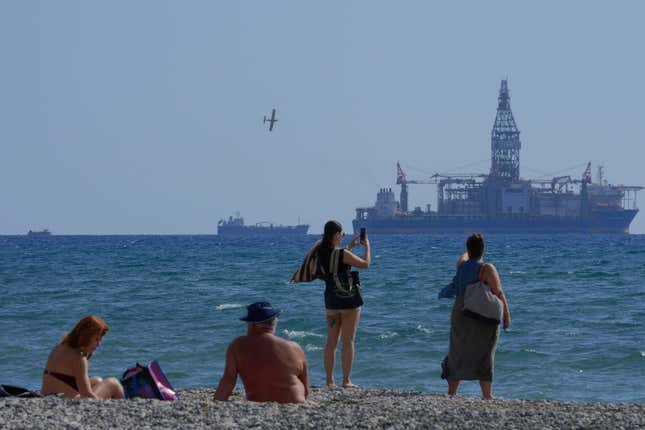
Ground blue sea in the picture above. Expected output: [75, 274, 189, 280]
[1, 234, 644, 402]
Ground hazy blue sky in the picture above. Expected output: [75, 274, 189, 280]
[2, 1, 644, 234]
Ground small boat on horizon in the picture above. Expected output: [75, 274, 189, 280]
[27, 229, 52, 237]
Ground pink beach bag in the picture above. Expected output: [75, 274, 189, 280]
[120, 360, 178, 401]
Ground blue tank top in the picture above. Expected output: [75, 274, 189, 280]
[455, 259, 483, 296]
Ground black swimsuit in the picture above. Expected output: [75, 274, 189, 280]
[320, 248, 364, 310]
[44, 370, 78, 391]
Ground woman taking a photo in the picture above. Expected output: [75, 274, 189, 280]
[292, 220, 370, 388]
[41, 315, 125, 399]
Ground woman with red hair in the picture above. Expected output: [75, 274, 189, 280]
[41, 315, 124, 398]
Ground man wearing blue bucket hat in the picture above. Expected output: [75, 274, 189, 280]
[214, 302, 310, 403]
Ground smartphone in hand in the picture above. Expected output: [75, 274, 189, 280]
[360, 227, 366, 243]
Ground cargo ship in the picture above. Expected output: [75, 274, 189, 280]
[27, 229, 52, 237]
[353, 80, 642, 234]
[217, 214, 309, 237]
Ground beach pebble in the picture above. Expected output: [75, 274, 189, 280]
[1, 387, 643, 429]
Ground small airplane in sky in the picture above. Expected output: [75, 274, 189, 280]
[263, 108, 278, 131]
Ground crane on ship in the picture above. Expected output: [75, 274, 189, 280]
[530, 162, 593, 193]
[396, 162, 454, 213]
[582, 162, 592, 184]
[396, 162, 434, 212]
[396, 162, 485, 213]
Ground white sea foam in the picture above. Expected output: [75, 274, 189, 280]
[283, 330, 323, 339]
[415, 325, 433, 334]
[305, 344, 323, 352]
[379, 331, 398, 340]
[215, 303, 244, 311]
[640, 351, 645, 358]
[561, 329, 581, 337]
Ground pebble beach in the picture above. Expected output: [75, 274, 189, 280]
[2, 387, 644, 429]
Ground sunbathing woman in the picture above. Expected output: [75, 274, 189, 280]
[41, 315, 124, 399]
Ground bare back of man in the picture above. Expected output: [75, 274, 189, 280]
[214, 319, 309, 404]
[234, 333, 307, 403]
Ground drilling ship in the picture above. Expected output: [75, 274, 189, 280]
[353, 80, 642, 234]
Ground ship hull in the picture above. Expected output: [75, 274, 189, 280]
[353, 210, 638, 234]
[217, 225, 309, 237]
[27, 231, 51, 237]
